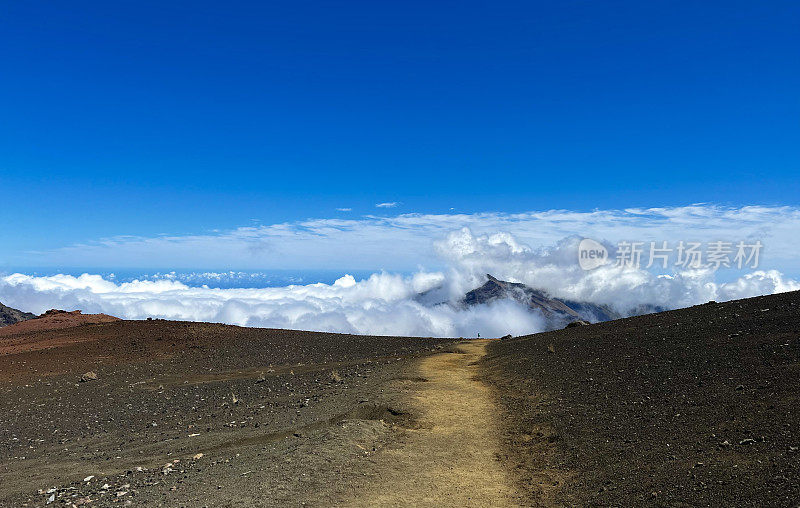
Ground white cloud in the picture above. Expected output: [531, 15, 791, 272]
[433, 228, 800, 311]
[0, 270, 546, 337]
[335, 208, 352, 212]
[11, 205, 800, 273]
[375, 202, 399, 208]
[1, 225, 798, 337]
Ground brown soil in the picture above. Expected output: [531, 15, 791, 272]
[0, 310, 120, 340]
[0, 320, 462, 507]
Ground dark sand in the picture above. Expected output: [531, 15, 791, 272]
[481, 290, 800, 506]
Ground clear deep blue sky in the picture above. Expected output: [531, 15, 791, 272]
[2, 1, 799, 257]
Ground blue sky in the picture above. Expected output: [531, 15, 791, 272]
[2, 0, 799, 268]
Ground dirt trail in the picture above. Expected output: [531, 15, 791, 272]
[348, 340, 522, 507]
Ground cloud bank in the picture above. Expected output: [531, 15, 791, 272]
[0, 270, 546, 338]
[2, 224, 798, 337]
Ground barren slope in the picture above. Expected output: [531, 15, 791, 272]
[482, 290, 800, 506]
[0, 321, 458, 507]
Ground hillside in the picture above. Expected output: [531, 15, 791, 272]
[481, 290, 800, 506]
[2, 292, 798, 506]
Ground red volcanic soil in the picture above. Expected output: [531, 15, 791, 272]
[0, 319, 452, 382]
[0, 309, 121, 353]
[0, 319, 457, 507]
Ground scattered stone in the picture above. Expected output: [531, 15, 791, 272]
[547, 344, 556, 354]
[500, 334, 513, 340]
[720, 440, 731, 447]
[788, 446, 798, 454]
[735, 384, 744, 391]
[193, 453, 204, 460]
[739, 438, 756, 445]
[329, 371, 343, 383]
[79, 371, 98, 382]
[83, 475, 94, 482]
[255, 372, 267, 383]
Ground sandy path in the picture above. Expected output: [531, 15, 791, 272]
[348, 340, 522, 507]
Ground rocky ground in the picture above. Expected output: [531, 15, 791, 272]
[2, 290, 798, 507]
[0, 321, 457, 507]
[481, 290, 800, 506]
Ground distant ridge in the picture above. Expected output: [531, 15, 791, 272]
[0, 309, 121, 337]
[461, 274, 625, 328]
[0, 302, 35, 328]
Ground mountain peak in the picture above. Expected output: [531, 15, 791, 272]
[0, 302, 36, 328]
[461, 276, 623, 329]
